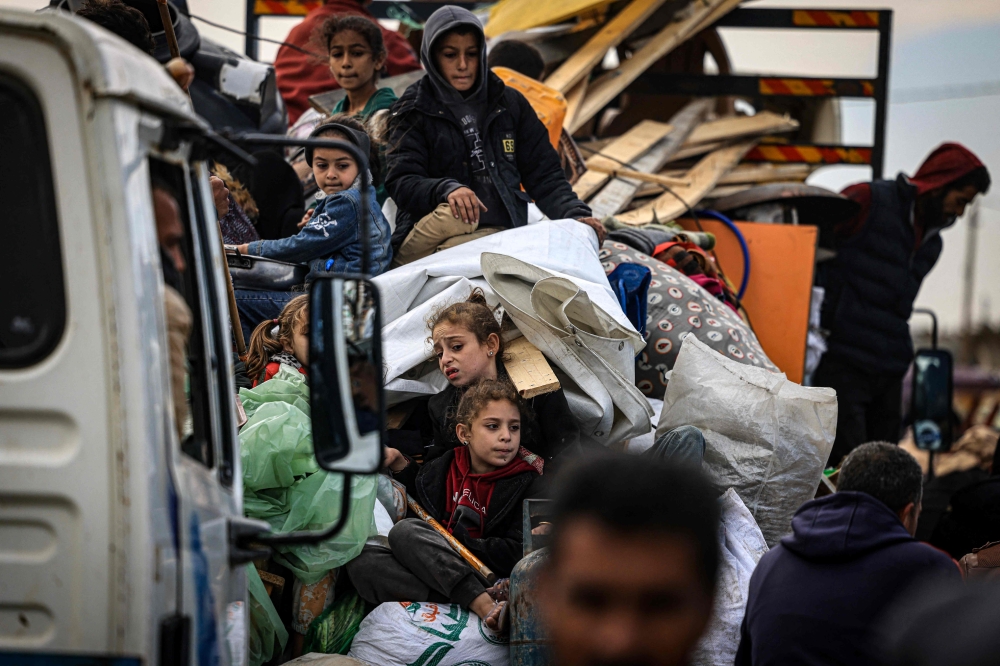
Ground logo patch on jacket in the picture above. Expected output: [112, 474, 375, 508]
[502, 132, 516, 161]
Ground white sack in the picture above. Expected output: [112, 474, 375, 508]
[657, 336, 837, 545]
[691, 489, 769, 666]
[348, 601, 508, 666]
[372, 219, 650, 443]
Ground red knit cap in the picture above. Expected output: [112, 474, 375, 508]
[909, 142, 985, 196]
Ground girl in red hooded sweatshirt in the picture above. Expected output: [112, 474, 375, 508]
[345, 379, 542, 630]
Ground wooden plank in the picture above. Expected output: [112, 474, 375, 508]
[544, 0, 671, 94]
[569, 0, 743, 132]
[659, 162, 815, 186]
[587, 98, 712, 219]
[572, 120, 674, 200]
[586, 163, 690, 187]
[685, 111, 798, 146]
[563, 78, 589, 132]
[485, 0, 615, 38]
[503, 336, 561, 399]
[664, 140, 726, 164]
[616, 140, 756, 225]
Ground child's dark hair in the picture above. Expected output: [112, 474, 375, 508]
[77, 0, 154, 56]
[313, 114, 382, 187]
[488, 40, 545, 80]
[455, 378, 521, 431]
[245, 295, 309, 382]
[319, 14, 387, 70]
[429, 288, 508, 361]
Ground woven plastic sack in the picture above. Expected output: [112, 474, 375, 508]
[657, 336, 836, 545]
[247, 565, 288, 666]
[347, 602, 509, 666]
[239, 366, 378, 584]
[691, 489, 769, 666]
[302, 591, 368, 655]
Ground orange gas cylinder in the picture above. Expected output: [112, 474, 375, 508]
[492, 66, 566, 149]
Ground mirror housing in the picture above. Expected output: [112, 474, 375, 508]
[911, 348, 954, 452]
[309, 275, 385, 473]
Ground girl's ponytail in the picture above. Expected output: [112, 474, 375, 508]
[246, 318, 283, 382]
[245, 293, 310, 382]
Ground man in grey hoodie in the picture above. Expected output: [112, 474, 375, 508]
[385, 6, 603, 265]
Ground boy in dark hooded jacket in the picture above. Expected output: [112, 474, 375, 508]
[385, 6, 604, 265]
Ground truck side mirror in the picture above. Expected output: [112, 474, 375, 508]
[309, 276, 384, 473]
[911, 348, 954, 452]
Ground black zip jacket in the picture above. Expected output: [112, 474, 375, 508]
[426, 383, 581, 464]
[385, 73, 591, 249]
[411, 448, 543, 577]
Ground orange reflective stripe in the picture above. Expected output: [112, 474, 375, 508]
[253, 0, 322, 16]
[792, 10, 879, 28]
[745, 145, 873, 165]
[758, 78, 837, 96]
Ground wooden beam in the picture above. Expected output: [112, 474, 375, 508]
[485, 0, 616, 38]
[588, 98, 712, 219]
[503, 336, 561, 399]
[684, 111, 799, 146]
[564, 78, 589, 132]
[616, 140, 756, 226]
[572, 120, 674, 200]
[586, 163, 691, 187]
[544, 0, 671, 94]
[568, 0, 743, 132]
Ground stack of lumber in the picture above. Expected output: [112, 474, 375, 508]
[486, 0, 809, 227]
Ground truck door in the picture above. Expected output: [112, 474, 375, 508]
[147, 152, 246, 666]
[0, 40, 137, 657]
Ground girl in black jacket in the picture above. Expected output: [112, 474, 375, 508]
[381, 288, 582, 476]
[384, 6, 603, 265]
[345, 380, 542, 628]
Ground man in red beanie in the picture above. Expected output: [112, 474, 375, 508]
[274, 0, 420, 125]
[815, 143, 990, 465]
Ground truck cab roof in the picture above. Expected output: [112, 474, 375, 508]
[0, 7, 201, 125]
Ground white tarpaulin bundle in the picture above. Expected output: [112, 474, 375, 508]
[691, 488, 769, 666]
[657, 336, 837, 545]
[372, 219, 653, 446]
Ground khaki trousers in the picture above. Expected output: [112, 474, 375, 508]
[392, 203, 501, 267]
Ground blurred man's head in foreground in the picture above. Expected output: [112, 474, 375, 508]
[539, 455, 720, 666]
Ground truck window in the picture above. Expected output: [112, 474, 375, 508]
[151, 159, 215, 469]
[0, 76, 65, 368]
[189, 168, 237, 486]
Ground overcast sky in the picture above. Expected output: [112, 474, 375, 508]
[3, 0, 999, 332]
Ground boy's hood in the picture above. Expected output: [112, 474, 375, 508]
[781, 491, 915, 561]
[419, 6, 488, 105]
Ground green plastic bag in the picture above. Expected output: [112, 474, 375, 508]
[302, 591, 368, 655]
[239, 366, 377, 584]
[247, 565, 288, 666]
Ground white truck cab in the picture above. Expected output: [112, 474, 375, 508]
[0, 10, 383, 666]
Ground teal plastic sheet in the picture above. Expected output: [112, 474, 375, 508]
[247, 565, 288, 666]
[239, 366, 377, 584]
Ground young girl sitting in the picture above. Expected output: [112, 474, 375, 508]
[346, 379, 542, 629]
[244, 294, 309, 387]
[427, 289, 580, 463]
[315, 15, 397, 204]
[233, 117, 392, 342]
